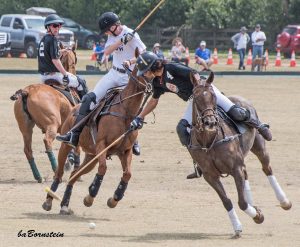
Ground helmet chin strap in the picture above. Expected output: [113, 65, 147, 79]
[47, 26, 55, 36]
[110, 24, 120, 37]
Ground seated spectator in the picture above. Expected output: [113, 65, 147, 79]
[153, 43, 164, 59]
[171, 37, 189, 66]
[195, 40, 213, 70]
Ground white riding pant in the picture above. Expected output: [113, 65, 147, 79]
[182, 84, 234, 125]
[91, 68, 129, 109]
[40, 72, 79, 88]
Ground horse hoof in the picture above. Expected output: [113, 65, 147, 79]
[42, 200, 52, 211]
[231, 230, 242, 239]
[83, 195, 94, 207]
[37, 177, 43, 183]
[107, 197, 118, 208]
[280, 200, 292, 210]
[59, 206, 74, 215]
[253, 206, 264, 224]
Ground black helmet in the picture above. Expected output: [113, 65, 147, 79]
[136, 51, 159, 76]
[44, 14, 64, 28]
[98, 12, 119, 34]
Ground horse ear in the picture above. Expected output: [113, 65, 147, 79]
[135, 47, 140, 58]
[206, 71, 214, 84]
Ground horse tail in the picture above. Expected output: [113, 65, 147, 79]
[10, 89, 32, 120]
[10, 89, 28, 101]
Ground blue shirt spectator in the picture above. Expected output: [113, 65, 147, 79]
[195, 41, 213, 70]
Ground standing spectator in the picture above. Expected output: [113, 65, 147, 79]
[194, 40, 213, 71]
[171, 37, 189, 66]
[152, 43, 164, 59]
[251, 24, 266, 61]
[231, 26, 250, 70]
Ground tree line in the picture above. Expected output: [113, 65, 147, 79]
[1, 0, 300, 49]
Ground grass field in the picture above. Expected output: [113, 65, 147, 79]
[0, 49, 299, 72]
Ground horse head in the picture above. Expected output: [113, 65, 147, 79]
[192, 71, 219, 132]
[60, 44, 77, 75]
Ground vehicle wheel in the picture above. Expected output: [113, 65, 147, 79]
[84, 36, 97, 50]
[25, 41, 38, 58]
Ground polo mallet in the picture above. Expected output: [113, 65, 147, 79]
[133, 0, 166, 34]
[45, 129, 132, 201]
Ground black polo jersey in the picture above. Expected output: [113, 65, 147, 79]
[38, 34, 60, 73]
[152, 62, 194, 101]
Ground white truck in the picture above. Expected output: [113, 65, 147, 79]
[0, 14, 75, 58]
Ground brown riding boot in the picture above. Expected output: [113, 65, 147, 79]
[246, 118, 272, 141]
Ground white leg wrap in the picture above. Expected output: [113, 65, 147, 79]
[244, 204, 257, 218]
[267, 175, 287, 203]
[228, 208, 242, 232]
[243, 180, 253, 205]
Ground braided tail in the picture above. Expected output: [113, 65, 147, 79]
[10, 89, 28, 101]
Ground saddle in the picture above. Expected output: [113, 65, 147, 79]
[82, 88, 124, 145]
[44, 80, 80, 106]
[217, 106, 246, 135]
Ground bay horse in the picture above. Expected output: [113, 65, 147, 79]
[42, 64, 150, 214]
[188, 72, 291, 237]
[10, 47, 81, 183]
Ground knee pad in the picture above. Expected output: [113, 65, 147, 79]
[176, 119, 190, 146]
[79, 92, 96, 115]
[227, 105, 250, 122]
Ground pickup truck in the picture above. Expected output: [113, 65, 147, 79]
[0, 14, 75, 58]
[0, 31, 11, 57]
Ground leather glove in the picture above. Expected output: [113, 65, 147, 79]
[121, 32, 134, 45]
[62, 75, 69, 86]
[130, 117, 144, 131]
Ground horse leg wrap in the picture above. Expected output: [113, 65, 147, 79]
[60, 184, 73, 207]
[47, 179, 60, 199]
[46, 151, 57, 172]
[113, 180, 128, 201]
[176, 119, 190, 146]
[89, 174, 103, 198]
[28, 158, 42, 181]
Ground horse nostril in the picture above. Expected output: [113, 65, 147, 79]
[204, 120, 210, 126]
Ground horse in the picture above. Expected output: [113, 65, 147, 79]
[42, 61, 150, 214]
[10, 46, 81, 183]
[188, 72, 292, 237]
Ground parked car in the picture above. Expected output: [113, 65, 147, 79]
[0, 14, 75, 58]
[276, 25, 300, 58]
[0, 31, 11, 57]
[62, 18, 99, 49]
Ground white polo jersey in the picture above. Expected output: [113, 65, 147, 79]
[105, 25, 146, 69]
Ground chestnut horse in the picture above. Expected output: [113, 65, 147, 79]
[42, 65, 150, 214]
[10, 47, 80, 183]
[188, 72, 291, 237]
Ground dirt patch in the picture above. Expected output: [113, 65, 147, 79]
[0, 75, 299, 247]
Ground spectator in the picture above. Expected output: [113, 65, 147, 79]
[171, 37, 189, 66]
[231, 26, 250, 70]
[194, 41, 213, 70]
[251, 24, 266, 61]
[152, 43, 164, 59]
[94, 38, 112, 71]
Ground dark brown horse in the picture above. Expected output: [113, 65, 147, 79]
[42, 65, 150, 214]
[10, 47, 80, 183]
[188, 72, 291, 237]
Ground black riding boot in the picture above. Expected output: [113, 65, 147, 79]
[176, 119, 203, 179]
[227, 105, 272, 141]
[56, 92, 96, 148]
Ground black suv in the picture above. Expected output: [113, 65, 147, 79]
[62, 18, 99, 49]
